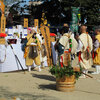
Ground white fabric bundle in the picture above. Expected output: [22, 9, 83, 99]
[0, 45, 6, 63]
[36, 34, 43, 44]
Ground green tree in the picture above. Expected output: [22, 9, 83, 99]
[61, 0, 100, 26]
[5, 0, 100, 29]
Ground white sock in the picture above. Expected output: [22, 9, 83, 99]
[92, 65, 100, 74]
[38, 65, 41, 72]
[28, 66, 31, 72]
[82, 69, 88, 77]
[83, 70, 87, 74]
[96, 65, 100, 74]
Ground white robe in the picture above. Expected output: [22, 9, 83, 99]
[0, 39, 27, 72]
[59, 33, 78, 67]
[59, 33, 78, 54]
[78, 33, 93, 69]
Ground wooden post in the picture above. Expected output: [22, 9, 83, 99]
[34, 19, 40, 33]
[24, 18, 28, 28]
[0, 14, 6, 33]
[40, 13, 52, 66]
[34, 19, 39, 27]
[40, 26, 52, 66]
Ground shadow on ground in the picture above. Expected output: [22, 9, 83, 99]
[31, 74, 56, 82]
[76, 89, 100, 95]
[31, 74, 57, 91]
[0, 86, 58, 100]
[39, 84, 56, 91]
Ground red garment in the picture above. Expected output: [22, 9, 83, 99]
[69, 48, 71, 52]
[50, 33, 56, 37]
[78, 51, 82, 62]
[92, 51, 97, 60]
[0, 33, 7, 37]
[60, 56, 63, 67]
[92, 52, 95, 59]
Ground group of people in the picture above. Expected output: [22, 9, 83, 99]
[0, 25, 49, 72]
[56, 24, 100, 78]
[0, 23, 100, 77]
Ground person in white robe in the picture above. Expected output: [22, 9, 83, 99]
[58, 25, 78, 67]
[77, 25, 93, 78]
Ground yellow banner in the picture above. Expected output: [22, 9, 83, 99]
[24, 18, 28, 28]
[34, 19, 39, 27]
[1, 14, 6, 33]
[0, 0, 5, 14]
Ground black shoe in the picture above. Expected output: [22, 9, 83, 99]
[88, 71, 94, 74]
[92, 65, 96, 68]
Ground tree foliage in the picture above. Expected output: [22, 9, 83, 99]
[6, 0, 100, 27]
[4, 0, 20, 5]
[61, 0, 100, 26]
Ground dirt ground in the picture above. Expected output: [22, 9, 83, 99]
[0, 67, 100, 100]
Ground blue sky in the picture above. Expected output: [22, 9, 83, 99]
[25, 0, 29, 3]
[18, 0, 29, 6]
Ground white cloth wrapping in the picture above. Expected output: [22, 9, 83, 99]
[35, 32, 48, 66]
[36, 34, 43, 44]
[13, 28, 18, 34]
[76, 40, 84, 52]
[0, 39, 27, 72]
[0, 44, 18, 72]
[23, 29, 27, 38]
[36, 33, 48, 67]
[51, 42, 58, 65]
[17, 25, 24, 38]
[17, 25, 23, 30]
[94, 40, 100, 51]
[40, 52, 48, 67]
[59, 33, 78, 54]
[5, 28, 8, 34]
[0, 45, 6, 63]
[8, 28, 13, 37]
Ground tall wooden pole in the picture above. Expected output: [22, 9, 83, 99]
[0, 0, 6, 33]
[1, 14, 6, 33]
